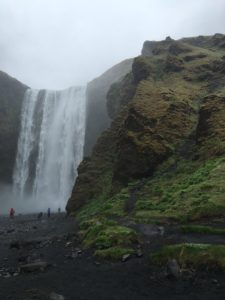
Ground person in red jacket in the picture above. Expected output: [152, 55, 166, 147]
[9, 208, 15, 218]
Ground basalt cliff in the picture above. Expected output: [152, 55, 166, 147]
[0, 71, 28, 182]
[67, 33, 225, 221]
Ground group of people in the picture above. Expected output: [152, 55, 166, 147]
[9, 207, 61, 218]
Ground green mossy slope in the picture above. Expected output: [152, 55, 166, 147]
[67, 34, 225, 260]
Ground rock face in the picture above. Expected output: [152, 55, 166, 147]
[84, 59, 133, 156]
[0, 71, 28, 182]
[67, 34, 225, 214]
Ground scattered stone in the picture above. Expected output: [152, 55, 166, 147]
[50, 293, 65, 300]
[7, 229, 15, 233]
[76, 248, 82, 255]
[136, 249, 143, 258]
[158, 226, 165, 236]
[181, 268, 195, 279]
[50, 292, 65, 300]
[10, 240, 20, 249]
[65, 241, 72, 247]
[71, 252, 78, 259]
[18, 255, 29, 263]
[166, 259, 181, 279]
[3, 273, 11, 278]
[19, 260, 49, 273]
[122, 254, 131, 262]
[212, 279, 218, 284]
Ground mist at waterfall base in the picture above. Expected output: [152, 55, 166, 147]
[0, 183, 38, 215]
[1, 86, 86, 215]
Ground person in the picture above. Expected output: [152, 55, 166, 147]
[37, 212, 43, 220]
[58, 207, 61, 214]
[9, 208, 15, 218]
[47, 208, 51, 218]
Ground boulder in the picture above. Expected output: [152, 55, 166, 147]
[166, 259, 181, 279]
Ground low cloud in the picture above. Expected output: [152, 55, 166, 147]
[0, 0, 224, 89]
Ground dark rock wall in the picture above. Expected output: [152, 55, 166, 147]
[84, 59, 133, 156]
[67, 34, 225, 214]
[0, 71, 28, 183]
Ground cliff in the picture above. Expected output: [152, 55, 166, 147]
[84, 59, 133, 156]
[0, 71, 28, 182]
[67, 33, 225, 220]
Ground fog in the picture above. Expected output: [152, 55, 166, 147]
[0, 0, 224, 89]
[0, 183, 54, 215]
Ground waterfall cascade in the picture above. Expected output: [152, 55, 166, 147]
[13, 86, 86, 211]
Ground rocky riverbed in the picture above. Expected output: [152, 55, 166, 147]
[0, 213, 224, 300]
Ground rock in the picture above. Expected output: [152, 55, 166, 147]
[65, 241, 72, 247]
[212, 279, 218, 284]
[132, 56, 151, 83]
[10, 240, 20, 249]
[136, 249, 143, 258]
[166, 259, 181, 279]
[158, 226, 165, 236]
[19, 260, 49, 273]
[76, 249, 82, 255]
[18, 255, 29, 263]
[122, 254, 131, 262]
[50, 292, 65, 300]
[71, 252, 78, 259]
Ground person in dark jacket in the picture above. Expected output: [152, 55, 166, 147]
[47, 208, 51, 218]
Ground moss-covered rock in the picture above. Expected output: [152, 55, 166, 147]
[67, 34, 225, 229]
[84, 59, 133, 156]
[151, 243, 225, 270]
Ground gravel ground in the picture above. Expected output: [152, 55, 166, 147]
[0, 213, 224, 300]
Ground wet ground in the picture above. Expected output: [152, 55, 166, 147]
[0, 214, 224, 300]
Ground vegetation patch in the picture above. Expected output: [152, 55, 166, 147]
[151, 243, 225, 270]
[134, 157, 225, 222]
[180, 225, 225, 235]
[79, 217, 137, 253]
[95, 247, 135, 260]
[77, 185, 129, 224]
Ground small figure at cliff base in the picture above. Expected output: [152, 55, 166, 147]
[9, 208, 15, 218]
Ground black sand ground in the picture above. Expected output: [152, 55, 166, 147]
[0, 214, 224, 300]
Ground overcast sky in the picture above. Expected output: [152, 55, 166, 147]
[0, 0, 224, 89]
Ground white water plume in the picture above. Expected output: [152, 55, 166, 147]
[13, 86, 86, 212]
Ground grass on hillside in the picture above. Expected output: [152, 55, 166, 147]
[180, 225, 225, 235]
[134, 157, 225, 223]
[151, 243, 225, 270]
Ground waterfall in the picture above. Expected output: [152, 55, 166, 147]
[13, 86, 86, 211]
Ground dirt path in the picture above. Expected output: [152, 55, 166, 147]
[0, 214, 224, 300]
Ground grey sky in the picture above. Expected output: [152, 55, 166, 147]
[0, 0, 224, 89]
